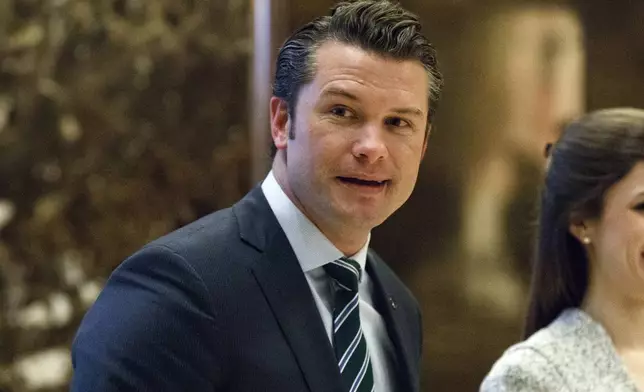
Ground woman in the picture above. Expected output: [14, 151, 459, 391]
[481, 108, 644, 391]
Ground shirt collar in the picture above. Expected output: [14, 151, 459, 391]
[261, 170, 369, 273]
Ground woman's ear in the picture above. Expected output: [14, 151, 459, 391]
[569, 217, 594, 245]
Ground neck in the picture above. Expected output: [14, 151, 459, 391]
[317, 224, 369, 257]
[582, 281, 644, 352]
[271, 159, 369, 256]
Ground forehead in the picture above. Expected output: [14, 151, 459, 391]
[603, 161, 644, 209]
[309, 41, 429, 110]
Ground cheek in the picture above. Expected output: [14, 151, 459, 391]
[619, 218, 644, 256]
[599, 229, 626, 262]
[314, 130, 352, 163]
[394, 143, 424, 176]
[596, 218, 643, 281]
[635, 219, 644, 260]
[402, 133, 427, 159]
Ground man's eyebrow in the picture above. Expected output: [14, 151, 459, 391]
[319, 87, 359, 101]
[391, 107, 424, 118]
[319, 87, 425, 118]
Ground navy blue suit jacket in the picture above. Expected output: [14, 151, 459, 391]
[71, 186, 423, 391]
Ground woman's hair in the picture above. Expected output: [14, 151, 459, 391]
[524, 108, 644, 338]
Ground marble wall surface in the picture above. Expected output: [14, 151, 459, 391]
[0, 0, 251, 390]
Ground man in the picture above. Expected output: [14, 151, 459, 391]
[71, 1, 443, 391]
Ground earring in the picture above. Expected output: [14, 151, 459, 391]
[582, 236, 591, 245]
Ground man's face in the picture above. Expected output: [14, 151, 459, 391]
[272, 41, 430, 240]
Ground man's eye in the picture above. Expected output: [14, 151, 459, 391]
[634, 202, 644, 211]
[330, 107, 352, 117]
[385, 117, 411, 128]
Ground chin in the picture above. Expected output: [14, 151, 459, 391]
[331, 199, 393, 226]
[348, 211, 389, 228]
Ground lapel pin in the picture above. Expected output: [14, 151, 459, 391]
[389, 296, 397, 310]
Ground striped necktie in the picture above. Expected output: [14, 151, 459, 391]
[324, 257, 375, 392]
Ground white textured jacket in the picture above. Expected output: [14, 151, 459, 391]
[481, 308, 640, 392]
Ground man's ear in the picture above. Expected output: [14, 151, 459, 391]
[270, 97, 290, 151]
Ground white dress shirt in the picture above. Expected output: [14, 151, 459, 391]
[262, 171, 397, 391]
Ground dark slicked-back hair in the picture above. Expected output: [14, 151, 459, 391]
[270, 0, 443, 157]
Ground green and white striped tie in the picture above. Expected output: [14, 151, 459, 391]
[324, 257, 375, 392]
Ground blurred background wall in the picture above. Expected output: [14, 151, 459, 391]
[0, 0, 642, 391]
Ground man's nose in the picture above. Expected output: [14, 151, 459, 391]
[351, 124, 388, 164]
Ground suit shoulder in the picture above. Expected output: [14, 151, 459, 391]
[144, 207, 253, 266]
[148, 207, 237, 253]
[124, 206, 256, 293]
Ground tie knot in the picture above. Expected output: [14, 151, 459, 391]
[324, 257, 362, 292]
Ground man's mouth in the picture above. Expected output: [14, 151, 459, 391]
[337, 176, 389, 187]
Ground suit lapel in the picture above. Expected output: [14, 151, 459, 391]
[367, 253, 418, 392]
[234, 187, 345, 392]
